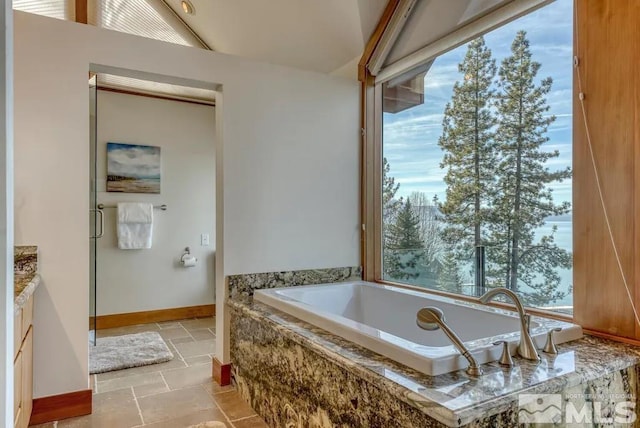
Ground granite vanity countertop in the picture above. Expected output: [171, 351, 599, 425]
[229, 296, 640, 427]
[14, 245, 39, 312]
[14, 272, 40, 312]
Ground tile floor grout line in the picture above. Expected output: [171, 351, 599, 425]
[182, 323, 198, 341]
[213, 388, 236, 396]
[158, 370, 171, 392]
[199, 383, 236, 427]
[168, 338, 188, 362]
[231, 414, 260, 423]
[131, 386, 146, 426]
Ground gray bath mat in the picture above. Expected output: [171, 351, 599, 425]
[90, 331, 174, 374]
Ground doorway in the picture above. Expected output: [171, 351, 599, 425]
[88, 70, 217, 358]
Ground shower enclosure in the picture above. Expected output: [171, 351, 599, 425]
[89, 75, 102, 345]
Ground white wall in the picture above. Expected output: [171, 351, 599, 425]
[13, 12, 359, 398]
[0, 1, 13, 425]
[95, 91, 215, 315]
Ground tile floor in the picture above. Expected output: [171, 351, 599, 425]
[31, 318, 267, 428]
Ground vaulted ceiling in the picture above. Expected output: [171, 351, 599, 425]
[161, 0, 388, 76]
[14, 0, 388, 77]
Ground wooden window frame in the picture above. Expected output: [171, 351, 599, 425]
[360, 0, 577, 325]
[361, 0, 640, 346]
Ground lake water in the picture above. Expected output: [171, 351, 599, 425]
[394, 220, 574, 309]
[530, 220, 572, 306]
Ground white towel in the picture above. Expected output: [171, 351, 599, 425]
[117, 203, 153, 249]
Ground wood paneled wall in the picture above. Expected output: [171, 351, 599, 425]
[573, 0, 640, 339]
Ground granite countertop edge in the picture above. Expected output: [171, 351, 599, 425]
[228, 296, 640, 427]
[14, 273, 40, 312]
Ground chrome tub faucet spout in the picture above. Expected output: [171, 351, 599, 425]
[479, 288, 540, 361]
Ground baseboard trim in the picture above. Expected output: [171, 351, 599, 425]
[91, 304, 215, 330]
[213, 357, 232, 386]
[30, 389, 92, 425]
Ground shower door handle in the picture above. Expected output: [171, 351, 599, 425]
[90, 209, 104, 239]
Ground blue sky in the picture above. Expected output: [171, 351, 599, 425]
[383, 0, 573, 206]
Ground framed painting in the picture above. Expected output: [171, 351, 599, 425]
[107, 142, 161, 194]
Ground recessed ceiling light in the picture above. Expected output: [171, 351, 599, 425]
[181, 0, 195, 15]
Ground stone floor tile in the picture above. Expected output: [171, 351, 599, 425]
[137, 408, 231, 427]
[133, 380, 170, 398]
[180, 318, 216, 331]
[213, 391, 256, 421]
[97, 371, 163, 393]
[171, 336, 195, 345]
[190, 329, 215, 341]
[137, 385, 215, 424]
[163, 363, 212, 390]
[174, 339, 215, 358]
[202, 380, 235, 396]
[57, 388, 142, 428]
[157, 326, 191, 340]
[184, 355, 212, 366]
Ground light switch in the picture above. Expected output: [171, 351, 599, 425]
[201, 233, 210, 246]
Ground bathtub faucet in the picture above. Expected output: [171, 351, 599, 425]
[416, 307, 483, 377]
[478, 288, 540, 361]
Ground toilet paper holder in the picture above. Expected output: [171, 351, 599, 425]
[181, 247, 198, 267]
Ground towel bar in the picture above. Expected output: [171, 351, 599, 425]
[97, 203, 167, 211]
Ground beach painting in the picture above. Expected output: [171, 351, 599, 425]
[107, 143, 161, 194]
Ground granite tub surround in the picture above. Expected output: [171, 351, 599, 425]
[227, 266, 361, 298]
[229, 298, 640, 427]
[15, 245, 40, 312]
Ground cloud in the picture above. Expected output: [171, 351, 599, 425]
[107, 144, 161, 178]
[383, 0, 573, 204]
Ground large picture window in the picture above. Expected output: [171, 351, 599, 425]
[381, 0, 573, 313]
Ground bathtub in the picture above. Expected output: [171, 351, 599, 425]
[254, 281, 583, 376]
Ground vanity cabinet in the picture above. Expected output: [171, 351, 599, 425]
[14, 294, 33, 428]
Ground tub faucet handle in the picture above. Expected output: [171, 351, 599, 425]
[493, 340, 514, 367]
[543, 328, 562, 354]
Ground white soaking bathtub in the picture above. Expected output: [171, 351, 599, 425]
[254, 281, 583, 376]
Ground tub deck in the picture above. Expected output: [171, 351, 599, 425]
[230, 296, 640, 427]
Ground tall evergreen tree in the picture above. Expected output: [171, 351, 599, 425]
[438, 37, 497, 270]
[383, 157, 402, 224]
[438, 251, 464, 294]
[382, 157, 403, 279]
[488, 31, 571, 305]
[385, 199, 424, 280]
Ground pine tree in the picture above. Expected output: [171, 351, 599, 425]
[385, 199, 424, 280]
[488, 31, 571, 306]
[437, 37, 497, 291]
[383, 157, 402, 224]
[438, 251, 464, 294]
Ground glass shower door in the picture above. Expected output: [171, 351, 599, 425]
[89, 75, 101, 345]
